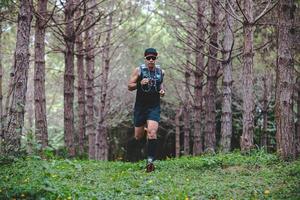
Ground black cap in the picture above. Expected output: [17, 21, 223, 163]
[144, 48, 158, 56]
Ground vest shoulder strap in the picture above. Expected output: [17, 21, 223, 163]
[139, 64, 147, 79]
[138, 64, 163, 79]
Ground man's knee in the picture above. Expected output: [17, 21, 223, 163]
[147, 129, 157, 139]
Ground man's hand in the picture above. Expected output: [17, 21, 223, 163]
[140, 78, 149, 85]
[159, 89, 165, 97]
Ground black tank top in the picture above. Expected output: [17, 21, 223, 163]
[135, 64, 163, 107]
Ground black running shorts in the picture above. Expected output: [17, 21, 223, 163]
[134, 105, 161, 127]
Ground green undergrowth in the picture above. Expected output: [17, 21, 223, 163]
[0, 151, 299, 200]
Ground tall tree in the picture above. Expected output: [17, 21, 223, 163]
[237, 0, 279, 152]
[183, 39, 191, 155]
[26, 68, 34, 129]
[0, 22, 3, 152]
[220, 0, 235, 152]
[34, 0, 48, 149]
[85, 0, 96, 159]
[261, 70, 272, 149]
[75, 0, 85, 155]
[275, 0, 296, 160]
[175, 106, 182, 157]
[193, 0, 206, 155]
[204, 0, 220, 153]
[4, 0, 33, 154]
[296, 77, 300, 157]
[240, 0, 255, 152]
[64, 0, 75, 156]
[96, 10, 113, 160]
[25, 65, 34, 154]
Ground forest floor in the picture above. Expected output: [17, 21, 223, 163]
[0, 151, 299, 200]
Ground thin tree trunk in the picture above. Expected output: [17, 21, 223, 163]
[85, 0, 96, 159]
[296, 77, 300, 157]
[220, 0, 234, 153]
[34, 0, 48, 149]
[96, 12, 113, 160]
[275, 0, 295, 160]
[261, 71, 271, 149]
[183, 41, 191, 155]
[26, 68, 34, 129]
[175, 106, 183, 157]
[4, 0, 33, 155]
[240, 0, 255, 152]
[0, 22, 3, 153]
[193, 0, 205, 156]
[75, 0, 85, 155]
[64, 0, 75, 156]
[25, 66, 34, 154]
[204, 0, 219, 153]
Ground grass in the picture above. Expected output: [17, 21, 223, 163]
[0, 151, 299, 200]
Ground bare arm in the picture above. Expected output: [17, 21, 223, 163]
[128, 68, 139, 91]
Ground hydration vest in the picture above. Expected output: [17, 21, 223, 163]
[139, 64, 163, 93]
[135, 64, 164, 106]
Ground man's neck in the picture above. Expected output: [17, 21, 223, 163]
[147, 64, 155, 71]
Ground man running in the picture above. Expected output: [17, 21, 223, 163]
[128, 48, 165, 172]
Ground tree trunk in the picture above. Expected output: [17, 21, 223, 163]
[34, 0, 48, 149]
[204, 0, 219, 153]
[240, 0, 254, 152]
[86, 0, 96, 159]
[0, 22, 3, 153]
[64, 0, 75, 156]
[220, 0, 234, 153]
[261, 71, 272, 149]
[275, 0, 295, 160]
[183, 41, 191, 155]
[25, 65, 34, 154]
[193, 0, 205, 156]
[26, 67, 34, 129]
[175, 106, 183, 157]
[96, 12, 113, 160]
[296, 77, 300, 157]
[4, 0, 33, 155]
[75, 0, 85, 155]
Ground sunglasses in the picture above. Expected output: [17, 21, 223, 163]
[145, 56, 157, 61]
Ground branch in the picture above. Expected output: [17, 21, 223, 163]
[217, 0, 243, 24]
[235, 0, 249, 23]
[254, 0, 279, 24]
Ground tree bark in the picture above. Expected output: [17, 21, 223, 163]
[261, 71, 272, 149]
[183, 41, 191, 155]
[175, 106, 183, 157]
[25, 65, 34, 154]
[75, 0, 85, 155]
[64, 0, 75, 156]
[96, 11, 113, 160]
[4, 0, 33, 155]
[85, 0, 96, 159]
[296, 77, 300, 157]
[193, 0, 205, 156]
[26, 68, 34, 129]
[275, 0, 296, 160]
[0, 22, 3, 153]
[204, 0, 220, 153]
[220, 0, 234, 153]
[34, 0, 48, 149]
[240, 0, 255, 152]
[23, 70, 34, 130]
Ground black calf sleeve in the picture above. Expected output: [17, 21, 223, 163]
[147, 139, 157, 161]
